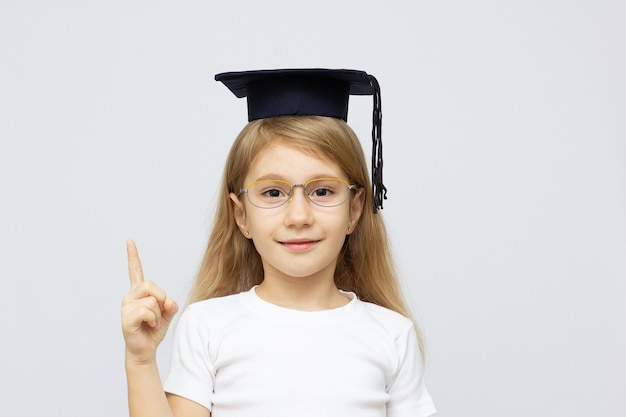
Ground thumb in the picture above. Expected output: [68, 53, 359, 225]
[160, 297, 179, 329]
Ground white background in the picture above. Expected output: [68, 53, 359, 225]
[1, 1, 624, 416]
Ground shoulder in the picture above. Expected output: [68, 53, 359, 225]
[173, 290, 251, 337]
[358, 300, 415, 336]
[187, 291, 247, 314]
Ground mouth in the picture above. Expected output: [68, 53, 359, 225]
[279, 239, 320, 252]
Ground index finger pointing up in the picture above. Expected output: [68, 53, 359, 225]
[126, 239, 144, 289]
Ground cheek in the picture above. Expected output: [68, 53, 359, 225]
[246, 210, 278, 235]
[326, 209, 352, 231]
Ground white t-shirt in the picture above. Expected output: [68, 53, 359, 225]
[164, 287, 436, 417]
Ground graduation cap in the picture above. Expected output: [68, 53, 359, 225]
[215, 68, 387, 212]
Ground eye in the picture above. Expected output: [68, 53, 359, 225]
[262, 188, 285, 198]
[310, 187, 334, 198]
[308, 179, 342, 200]
[253, 181, 290, 200]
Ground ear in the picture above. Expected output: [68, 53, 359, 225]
[230, 192, 249, 237]
[347, 188, 365, 235]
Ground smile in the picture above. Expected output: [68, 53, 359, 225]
[279, 239, 320, 252]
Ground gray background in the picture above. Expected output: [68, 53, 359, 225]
[1, 1, 624, 416]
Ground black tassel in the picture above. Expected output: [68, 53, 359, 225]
[369, 75, 387, 213]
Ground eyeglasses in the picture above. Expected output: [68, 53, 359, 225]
[239, 178, 357, 209]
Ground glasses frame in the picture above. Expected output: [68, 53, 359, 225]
[239, 177, 357, 209]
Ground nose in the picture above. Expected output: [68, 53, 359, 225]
[283, 185, 314, 227]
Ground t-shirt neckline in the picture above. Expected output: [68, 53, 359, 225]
[240, 285, 362, 325]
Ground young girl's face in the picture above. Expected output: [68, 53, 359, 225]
[230, 143, 363, 283]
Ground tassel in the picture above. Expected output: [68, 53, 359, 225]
[369, 75, 387, 213]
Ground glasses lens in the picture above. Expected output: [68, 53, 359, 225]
[247, 180, 291, 208]
[306, 179, 349, 207]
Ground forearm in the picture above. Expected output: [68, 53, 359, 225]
[125, 355, 174, 417]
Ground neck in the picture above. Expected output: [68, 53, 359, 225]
[255, 273, 350, 311]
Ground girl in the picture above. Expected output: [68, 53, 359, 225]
[121, 69, 436, 417]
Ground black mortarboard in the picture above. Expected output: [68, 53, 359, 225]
[215, 68, 387, 212]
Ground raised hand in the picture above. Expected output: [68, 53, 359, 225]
[122, 240, 179, 364]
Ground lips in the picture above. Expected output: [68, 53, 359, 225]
[279, 238, 320, 252]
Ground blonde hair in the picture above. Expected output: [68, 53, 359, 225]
[189, 115, 424, 353]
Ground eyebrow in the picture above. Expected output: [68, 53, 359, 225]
[255, 174, 286, 181]
[254, 173, 345, 182]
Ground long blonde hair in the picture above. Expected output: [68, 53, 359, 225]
[189, 115, 424, 352]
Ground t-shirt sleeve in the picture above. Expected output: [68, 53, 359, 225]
[386, 324, 437, 417]
[163, 305, 215, 411]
